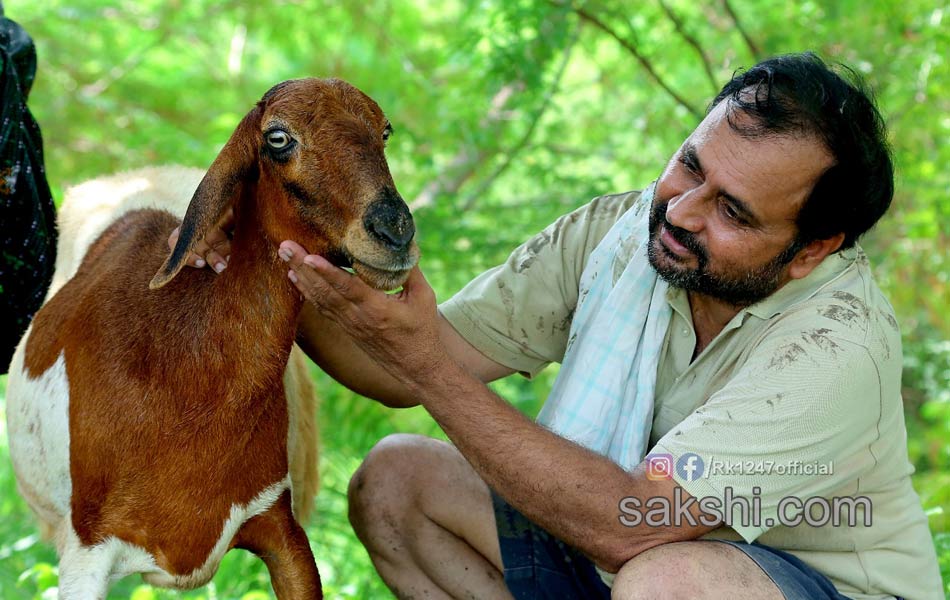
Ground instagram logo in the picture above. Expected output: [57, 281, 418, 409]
[646, 453, 674, 480]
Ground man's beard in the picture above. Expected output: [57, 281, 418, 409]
[646, 200, 804, 308]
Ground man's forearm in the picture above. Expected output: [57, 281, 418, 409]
[406, 356, 711, 571]
[295, 303, 514, 407]
[296, 303, 419, 408]
[280, 253, 713, 569]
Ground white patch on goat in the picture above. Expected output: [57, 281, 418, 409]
[56, 476, 291, 593]
[6, 334, 73, 528]
[50, 166, 205, 296]
[7, 337, 291, 590]
[143, 475, 291, 589]
[57, 521, 153, 598]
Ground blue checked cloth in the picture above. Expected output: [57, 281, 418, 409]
[536, 183, 671, 470]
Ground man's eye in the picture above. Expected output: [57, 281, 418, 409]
[679, 155, 698, 175]
[721, 200, 744, 224]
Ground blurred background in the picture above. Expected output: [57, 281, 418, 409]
[0, 0, 947, 597]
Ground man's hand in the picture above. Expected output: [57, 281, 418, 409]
[278, 240, 452, 388]
[278, 240, 716, 571]
[166, 207, 235, 272]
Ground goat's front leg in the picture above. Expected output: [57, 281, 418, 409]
[57, 521, 115, 600]
[235, 490, 322, 599]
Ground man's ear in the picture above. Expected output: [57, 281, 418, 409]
[788, 232, 846, 280]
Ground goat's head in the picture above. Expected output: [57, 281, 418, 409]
[150, 78, 419, 292]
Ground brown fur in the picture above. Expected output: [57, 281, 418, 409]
[21, 78, 417, 597]
[27, 207, 299, 574]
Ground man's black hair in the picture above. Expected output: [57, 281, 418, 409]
[710, 52, 893, 249]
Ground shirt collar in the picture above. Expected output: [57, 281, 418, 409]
[661, 245, 862, 325]
[744, 245, 861, 320]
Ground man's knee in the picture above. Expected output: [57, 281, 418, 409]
[349, 434, 421, 527]
[610, 541, 782, 600]
[347, 433, 448, 539]
[611, 542, 699, 599]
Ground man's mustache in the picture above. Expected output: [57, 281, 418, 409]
[652, 201, 708, 262]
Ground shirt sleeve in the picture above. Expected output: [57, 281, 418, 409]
[652, 312, 887, 542]
[439, 191, 643, 378]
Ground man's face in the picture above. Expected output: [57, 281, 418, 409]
[648, 100, 834, 307]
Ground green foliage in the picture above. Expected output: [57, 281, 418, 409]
[1, 0, 948, 597]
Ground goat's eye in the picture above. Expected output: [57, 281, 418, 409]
[382, 123, 393, 143]
[265, 130, 292, 150]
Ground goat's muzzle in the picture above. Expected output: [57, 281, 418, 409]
[364, 191, 415, 253]
[344, 189, 418, 290]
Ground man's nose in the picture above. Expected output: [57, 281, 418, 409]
[665, 187, 707, 233]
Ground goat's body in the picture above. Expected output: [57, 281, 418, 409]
[6, 167, 319, 593]
[8, 78, 414, 598]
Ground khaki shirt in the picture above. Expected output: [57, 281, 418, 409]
[440, 191, 943, 600]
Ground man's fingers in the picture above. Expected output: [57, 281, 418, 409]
[167, 222, 232, 271]
[398, 266, 437, 306]
[202, 222, 232, 272]
[279, 240, 309, 260]
[187, 237, 224, 273]
[278, 240, 372, 303]
[217, 207, 236, 231]
[303, 255, 372, 302]
[168, 226, 204, 268]
[278, 241, 344, 305]
[401, 265, 429, 292]
[287, 267, 336, 305]
[204, 248, 229, 273]
[200, 208, 234, 271]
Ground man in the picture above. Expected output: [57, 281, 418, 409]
[180, 53, 943, 599]
[0, 9, 57, 374]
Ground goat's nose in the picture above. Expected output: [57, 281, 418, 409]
[364, 192, 415, 252]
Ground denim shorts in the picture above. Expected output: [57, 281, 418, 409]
[491, 490, 862, 600]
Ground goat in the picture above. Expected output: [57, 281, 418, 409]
[44, 164, 320, 531]
[5, 78, 418, 598]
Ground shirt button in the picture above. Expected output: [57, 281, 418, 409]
[682, 328, 689, 336]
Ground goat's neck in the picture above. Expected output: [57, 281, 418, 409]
[206, 196, 305, 392]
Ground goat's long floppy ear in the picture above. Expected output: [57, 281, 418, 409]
[149, 106, 263, 290]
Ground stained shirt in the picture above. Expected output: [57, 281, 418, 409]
[439, 191, 943, 600]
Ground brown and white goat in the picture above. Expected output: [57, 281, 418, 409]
[5, 78, 418, 598]
[38, 165, 320, 539]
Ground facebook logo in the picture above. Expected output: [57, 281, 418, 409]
[675, 453, 705, 482]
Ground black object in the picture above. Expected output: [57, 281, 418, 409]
[0, 6, 56, 374]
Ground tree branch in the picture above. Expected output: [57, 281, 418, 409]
[78, 0, 244, 98]
[721, 0, 761, 61]
[408, 83, 523, 211]
[79, 29, 174, 98]
[657, 0, 718, 93]
[408, 148, 487, 212]
[570, 5, 702, 119]
[459, 26, 579, 213]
